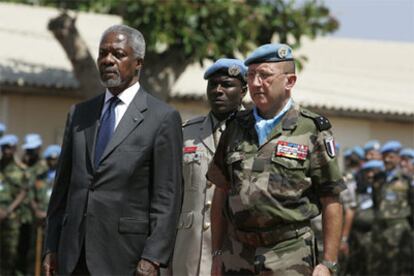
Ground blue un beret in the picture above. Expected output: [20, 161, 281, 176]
[361, 160, 385, 171]
[204, 58, 247, 81]
[352, 146, 365, 160]
[0, 122, 6, 133]
[43, 144, 62, 159]
[0, 134, 19, 146]
[363, 140, 381, 152]
[380, 140, 402, 154]
[400, 148, 414, 159]
[244, 43, 294, 66]
[22, 133, 43, 150]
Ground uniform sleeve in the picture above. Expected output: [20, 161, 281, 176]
[206, 128, 231, 191]
[310, 129, 346, 197]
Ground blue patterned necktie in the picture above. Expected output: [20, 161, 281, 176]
[94, 96, 120, 167]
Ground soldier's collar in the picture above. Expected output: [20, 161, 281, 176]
[281, 101, 299, 131]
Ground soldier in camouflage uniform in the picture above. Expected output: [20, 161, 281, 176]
[16, 133, 49, 275]
[0, 135, 28, 275]
[346, 160, 383, 276]
[371, 141, 413, 275]
[171, 59, 247, 276]
[207, 44, 345, 276]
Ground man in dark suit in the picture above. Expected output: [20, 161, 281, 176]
[42, 24, 183, 276]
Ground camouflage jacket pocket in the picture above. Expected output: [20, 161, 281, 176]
[268, 156, 311, 200]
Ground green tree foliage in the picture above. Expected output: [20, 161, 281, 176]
[4, 0, 339, 99]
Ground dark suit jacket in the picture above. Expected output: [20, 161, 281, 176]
[44, 87, 183, 275]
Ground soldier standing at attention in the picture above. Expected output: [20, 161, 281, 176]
[207, 43, 345, 276]
[371, 140, 413, 275]
[171, 58, 247, 276]
[0, 135, 28, 275]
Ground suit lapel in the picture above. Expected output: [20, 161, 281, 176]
[84, 94, 105, 170]
[99, 87, 147, 164]
[199, 115, 215, 155]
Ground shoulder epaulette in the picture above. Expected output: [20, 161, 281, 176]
[300, 109, 332, 131]
[182, 116, 205, 127]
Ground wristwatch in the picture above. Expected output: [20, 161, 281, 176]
[321, 260, 338, 274]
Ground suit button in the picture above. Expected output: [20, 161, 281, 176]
[205, 200, 212, 209]
[203, 222, 210, 230]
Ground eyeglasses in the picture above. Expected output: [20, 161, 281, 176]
[247, 71, 288, 83]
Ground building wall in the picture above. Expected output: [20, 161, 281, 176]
[0, 94, 79, 150]
[330, 116, 414, 150]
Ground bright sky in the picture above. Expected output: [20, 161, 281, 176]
[323, 0, 414, 42]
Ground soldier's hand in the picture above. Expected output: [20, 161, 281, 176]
[211, 255, 223, 276]
[136, 259, 158, 276]
[43, 252, 57, 276]
[312, 263, 331, 276]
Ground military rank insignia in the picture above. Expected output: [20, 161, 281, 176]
[324, 136, 336, 158]
[275, 141, 308, 160]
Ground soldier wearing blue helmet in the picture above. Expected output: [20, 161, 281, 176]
[0, 135, 29, 275]
[16, 133, 48, 275]
[370, 141, 413, 275]
[171, 58, 247, 276]
[363, 140, 381, 161]
[208, 44, 345, 275]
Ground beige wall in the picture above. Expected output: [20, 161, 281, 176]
[330, 116, 414, 150]
[0, 94, 79, 151]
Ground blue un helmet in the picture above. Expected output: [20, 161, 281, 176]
[400, 148, 414, 159]
[364, 140, 381, 152]
[361, 160, 385, 171]
[244, 43, 294, 66]
[0, 134, 19, 147]
[204, 58, 247, 83]
[22, 133, 43, 150]
[43, 144, 62, 159]
[380, 140, 402, 154]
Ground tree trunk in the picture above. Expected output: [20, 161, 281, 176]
[48, 12, 103, 99]
[48, 12, 190, 101]
[140, 48, 190, 101]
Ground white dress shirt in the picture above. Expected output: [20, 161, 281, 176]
[101, 82, 140, 130]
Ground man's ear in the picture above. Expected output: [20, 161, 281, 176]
[285, 74, 297, 90]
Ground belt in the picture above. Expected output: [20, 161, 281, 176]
[232, 221, 311, 247]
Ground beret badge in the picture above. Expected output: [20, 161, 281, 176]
[277, 46, 288, 59]
[228, 65, 241, 77]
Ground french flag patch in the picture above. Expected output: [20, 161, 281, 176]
[324, 136, 336, 158]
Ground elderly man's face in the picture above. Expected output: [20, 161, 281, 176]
[247, 62, 292, 118]
[98, 32, 141, 94]
[206, 74, 246, 120]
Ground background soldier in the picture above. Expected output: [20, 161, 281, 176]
[17, 133, 48, 275]
[0, 134, 28, 275]
[172, 58, 247, 276]
[363, 140, 382, 161]
[371, 140, 413, 275]
[207, 43, 345, 276]
[346, 159, 383, 275]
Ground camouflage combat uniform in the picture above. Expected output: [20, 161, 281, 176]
[0, 159, 28, 275]
[16, 160, 48, 275]
[346, 183, 375, 275]
[207, 103, 345, 275]
[371, 169, 413, 275]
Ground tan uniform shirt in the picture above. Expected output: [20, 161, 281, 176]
[172, 113, 224, 276]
